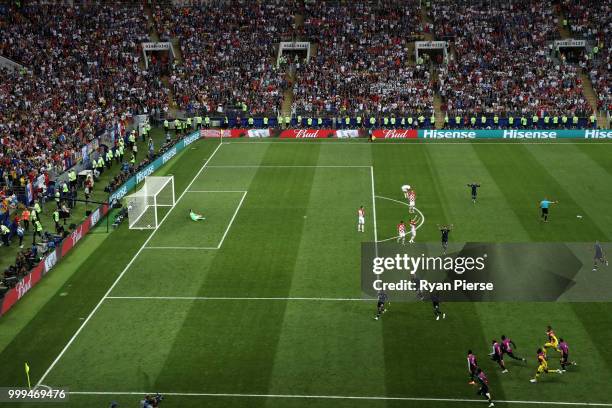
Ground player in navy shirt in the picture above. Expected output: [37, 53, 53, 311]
[374, 291, 388, 320]
[431, 292, 445, 320]
[438, 224, 453, 255]
[467, 183, 481, 203]
[593, 241, 608, 271]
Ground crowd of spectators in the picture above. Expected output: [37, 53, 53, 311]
[151, 0, 297, 116]
[0, 2, 167, 199]
[432, 0, 592, 119]
[293, 0, 433, 117]
[561, 0, 611, 114]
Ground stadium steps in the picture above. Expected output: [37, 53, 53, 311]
[161, 76, 178, 111]
[170, 39, 184, 65]
[420, 7, 435, 42]
[580, 72, 609, 128]
[555, 10, 572, 39]
[281, 82, 294, 118]
[433, 93, 444, 129]
[553, 9, 608, 126]
[406, 42, 416, 65]
[144, 6, 160, 42]
[294, 12, 304, 32]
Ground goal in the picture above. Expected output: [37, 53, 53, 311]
[126, 176, 175, 229]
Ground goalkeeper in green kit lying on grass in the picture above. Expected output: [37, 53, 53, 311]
[189, 209, 205, 221]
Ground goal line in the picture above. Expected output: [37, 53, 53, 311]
[63, 390, 612, 406]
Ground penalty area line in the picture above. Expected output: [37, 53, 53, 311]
[105, 296, 373, 301]
[65, 391, 612, 406]
[143, 246, 218, 250]
[33, 143, 226, 389]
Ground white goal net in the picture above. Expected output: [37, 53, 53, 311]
[126, 176, 175, 229]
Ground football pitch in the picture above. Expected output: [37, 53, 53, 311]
[4, 138, 612, 407]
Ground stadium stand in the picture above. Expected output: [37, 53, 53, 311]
[294, 0, 435, 128]
[151, 0, 297, 121]
[431, 0, 593, 128]
[1, 0, 611, 299]
[561, 0, 611, 115]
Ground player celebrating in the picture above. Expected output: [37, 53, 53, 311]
[357, 206, 365, 233]
[189, 209, 205, 221]
[543, 325, 562, 356]
[409, 217, 418, 243]
[467, 182, 481, 203]
[539, 198, 558, 222]
[530, 348, 563, 383]
[593, 241, 608, 271]
[467, 350, 479, 385]
[438, 224, 453, 255]
[490, 340, 508, 373]
[408, 188, 416, 214]
[397, 220, 406, 245]
[374, 291, 388, 320]
[401, 184, 411, 200]
[475, 368, 495, 407]
[501, 335, 526, 362]
[558, 338, 577, 371]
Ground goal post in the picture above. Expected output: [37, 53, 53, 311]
[126, 176, 175, 229]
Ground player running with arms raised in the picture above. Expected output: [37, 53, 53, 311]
[467, 182, 481, 203]
[438, 224, 453, 255]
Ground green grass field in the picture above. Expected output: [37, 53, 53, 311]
[1, 138, 612, 408]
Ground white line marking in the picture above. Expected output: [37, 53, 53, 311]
[223, 141, 612, 145]
[216, 191, 247, 249]
[206, 165, 370, 168]
[374, 195, 425, 243]
[106, 296, 371, 301]
[186, 190, 247, 193]
[34, 142, 225, 389]
[66, 391, 612, 406]
[143, 246, 218, 250]
[370, 166, 378, 256]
